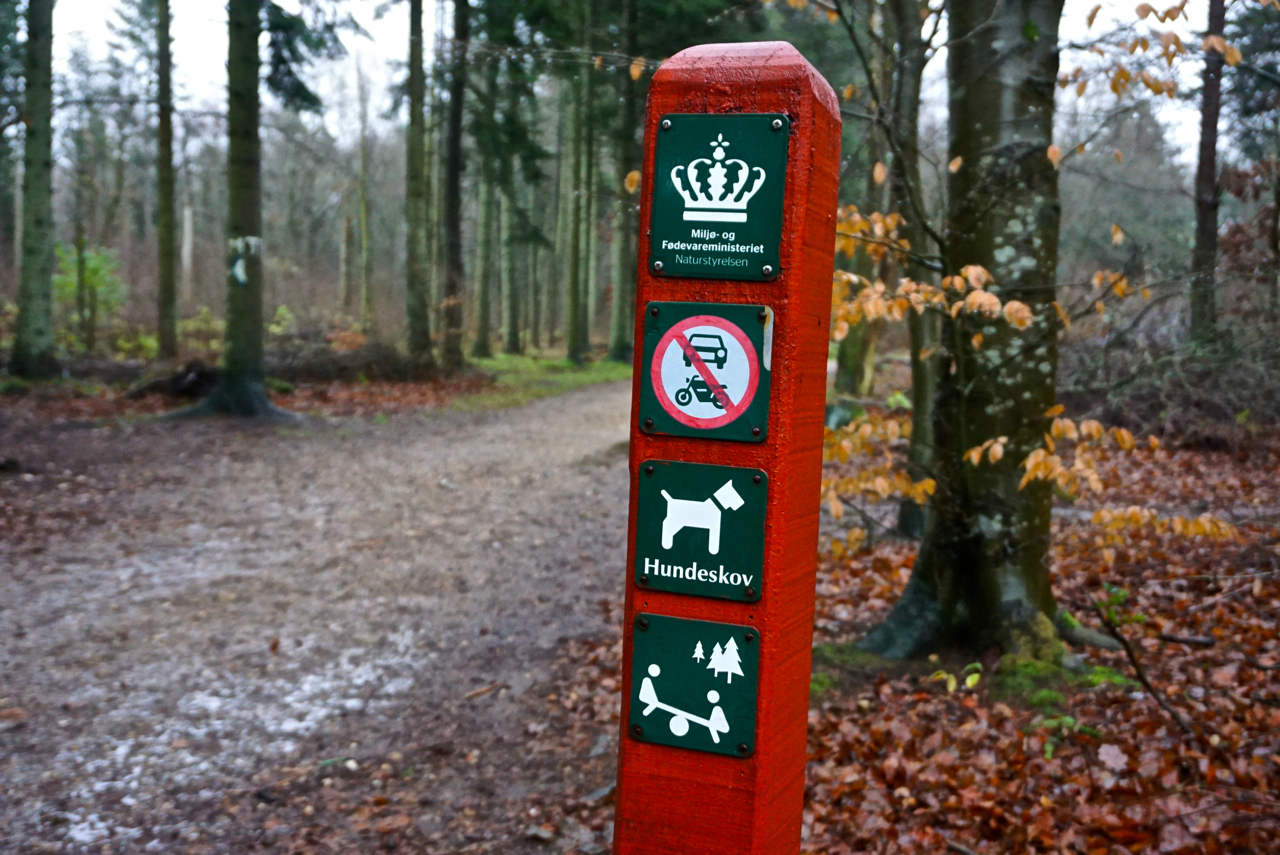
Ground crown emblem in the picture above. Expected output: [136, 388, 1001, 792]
[670, 134, 766, 223]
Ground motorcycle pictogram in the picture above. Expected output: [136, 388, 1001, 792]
[673, 376, 728, 409]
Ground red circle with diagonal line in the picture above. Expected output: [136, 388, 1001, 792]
[651, 314, 759, 429]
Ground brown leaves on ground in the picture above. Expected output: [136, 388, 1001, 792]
[805, 438, 1280, 853]
[1, 377, 491, 422]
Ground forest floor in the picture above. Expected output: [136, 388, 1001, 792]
[1, 378, 633, 854]
[2, 370, 1279, 854]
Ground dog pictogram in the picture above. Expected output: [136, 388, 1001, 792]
[659, 480, 745, 556]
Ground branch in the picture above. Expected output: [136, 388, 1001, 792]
[1092, 603, 1194, 735]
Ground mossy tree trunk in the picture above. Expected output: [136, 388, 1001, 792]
[12, 0, 57, 379]
[440, 0, 469, 373]
[501, 178, 520, 355]
[471, 159, 496, 358]
[404, 0, 436, 372]
[861, 0, 1066, 659]
[156, 0, 177, 360]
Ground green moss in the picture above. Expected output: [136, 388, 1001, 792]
[443, 353, 631, 414]
[812, 643, 896, 671]
[1028, 688, 1065, 708]
[1, 377, 31, 396]
[1072, 665, 1136, 689]
[264, 377, 295, 394]
[810, 673, 835, 696]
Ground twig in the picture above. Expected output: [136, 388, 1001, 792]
[1187, 583, 1253, 613]
[1158, 634, 1217, 648]
[464, 681, 503, 700]
[1093, 604, 1194, 735]
[943, 838, 980, 855]
[1247, 657, 1280, 671]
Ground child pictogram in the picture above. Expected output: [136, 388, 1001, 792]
[637, 663, 731, 743]
[659, 480, 745, 555]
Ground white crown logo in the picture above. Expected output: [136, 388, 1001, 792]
[671, 134, 766, 223]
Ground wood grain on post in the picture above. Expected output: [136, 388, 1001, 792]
[614, 42, 841, 855]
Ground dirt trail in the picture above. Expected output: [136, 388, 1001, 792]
[0, 381, 633, 853]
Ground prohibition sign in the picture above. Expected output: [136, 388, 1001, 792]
[651, 315, 760, 430]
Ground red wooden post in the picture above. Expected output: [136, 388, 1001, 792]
[614, 42, 841, 855]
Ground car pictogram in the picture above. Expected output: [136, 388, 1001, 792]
[683, 333, 728, 369]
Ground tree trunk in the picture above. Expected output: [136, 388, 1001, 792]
[195, 0, 275, 415]
[861, 0, 1066, 659]
[1271, 175, 1280, 322]
[579, 57, 597, 353]
[358, 66, 375, 336]
[565, 71, 586, 363]
[404, 0, 435, 370]
[550, 95, 572, 346]
[156, 0, 177, 359]
[501, 184, 521, 354]
[472, 167, 495, 358]
[440, 0, 469, 373]
[1190, 0, 1225, 344]
[885, 0, 935, 538]
[12, 0, 56, 379]
[607, 0, 638, 362]
[181, 200, 194, 306]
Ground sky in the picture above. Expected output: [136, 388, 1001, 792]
[48, 0, 1211, 155]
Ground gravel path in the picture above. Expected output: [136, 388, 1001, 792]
[0, 381, 633, 853]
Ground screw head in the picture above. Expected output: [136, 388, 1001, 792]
[644, 417, 654, 430]
[751, 426, 762, 437]
[737, 743, 750, 755]
[753, 474, 762, 484]
[757, 309, 768, 323]
[645, 464, 655, 475]
[762, 265, 774, 277]
[637, 575, 649, 586]
[631, 724, 645, 739]
[744, 630, 756, 643]
[771, 118, 783, 131]
[661, 119, 671, 130]
[635, 616, 650, 631]
[744, 586, 757, 599]
[653, 260, 664, 272]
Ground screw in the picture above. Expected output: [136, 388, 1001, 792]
[771, 118, 783, 131]
[737, 743, 750, 755]
[637, 575, 649, 586]
[753, 474, 762, 484]
[636, 616, 650, 631]
[751, 427, 762, 437]
[744, 630, 756, 643]
[649, 305, 659, 317]
[631, 724, 645, 739]
[757, 309, 768, 323]
[644, 417, 654, 430]
[645, 464, 655, 475]
[654, 260, 664, 272]
[762, 265, 774, 276]
[744, 586, 756, 599]
[662, 119, 671, 130]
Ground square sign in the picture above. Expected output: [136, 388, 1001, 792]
[649, 113, 789, 281]
[639, 301, 771, 443]
[629, 613, 758, 758]
[635, 460, 766, 603]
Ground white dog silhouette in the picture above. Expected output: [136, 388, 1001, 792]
[660, 480, 745, 555]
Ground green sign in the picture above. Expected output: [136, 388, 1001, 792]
[635, 460, 766, 602]
[649, 113, 789, 281]
[629, 613, 759, 757]
[639, 301, 771, 443]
